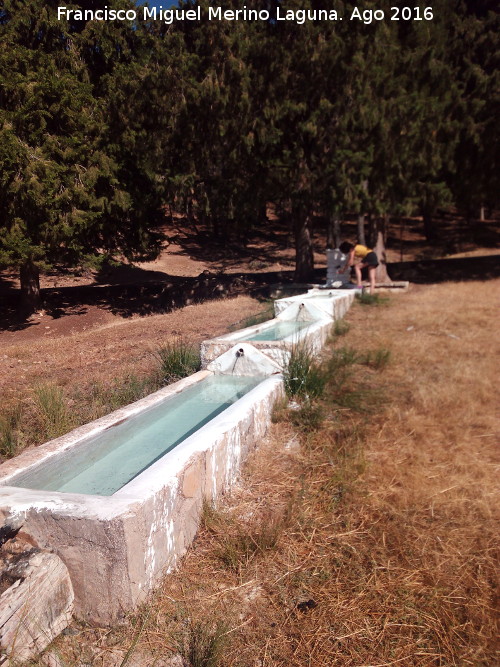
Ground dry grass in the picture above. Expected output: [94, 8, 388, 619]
[28, 280, 500, 665]
[0, 295, 266, 403]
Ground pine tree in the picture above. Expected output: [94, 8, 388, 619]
[0, 0, 164, 314]
[160, 1, 259, 242]
[450, 1, 499, 221]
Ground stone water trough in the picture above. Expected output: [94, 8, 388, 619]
[0, 288, 356, 662]
[0, 370, 282, 659]
[201, 297, 342, 369]
[273, 287, 358, 321]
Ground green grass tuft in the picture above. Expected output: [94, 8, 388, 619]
[227, 302, 274, 332]
[290, 399, 324, 432]
[356, 292, 388, 306]
[155, 338, 200, 384]
[34, 383, 73, 440]
[0, 403, 23, 458]
[282, 343, 326, 400]
[323, 345, 388, 413]
[106, 374, 156, 409]
[332, 319, 351, 337]
[180, 620, 227, 667]
[360, 347, 392, 370]
[202, 502, 286, 572]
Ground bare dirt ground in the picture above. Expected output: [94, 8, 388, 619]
[1, 212, 498, 324]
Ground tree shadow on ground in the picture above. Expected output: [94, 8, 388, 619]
[389, 254, 500, 284]
[0, 270, 287, 332]
[166, 222, 299, 272]
[388, 215, 500, 261]
[93, 263, 176, 285]
[1, 254, 499, 333]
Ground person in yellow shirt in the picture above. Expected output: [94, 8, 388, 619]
[339, 241, 379, 295]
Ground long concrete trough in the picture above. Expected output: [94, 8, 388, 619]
[0, 287, 357, 633]
[0, 371, 282, 624]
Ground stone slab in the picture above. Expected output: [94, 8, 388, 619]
[0, 551, 73, 662]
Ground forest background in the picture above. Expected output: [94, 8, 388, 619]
[0, 0, 498, 314]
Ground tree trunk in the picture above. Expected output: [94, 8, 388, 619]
[357, 214, 366, 245]
[19, 260, 42, 315]
[358, 179, 369, 244]
[399, 217, 405, 262]
[293, 203, 314, 282]
[374, 216, 391, 283]
[259, 202, 268, 223]
[186, 196, 194, 225]
[334, 215, 341, 249]
[422, 206, 437, 241]
[367, 212, 376, 248]
[326, 211, 341, 249]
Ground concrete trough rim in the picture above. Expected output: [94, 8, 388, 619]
[206, 318, 331, 345]
[0, 368, 286, 624]
[201, 310, 333, 349]
[0, 375, 283, 521]
[0, 288, 358, 626]
[274, 289, 360, 311]
[113, 374, 283, 499]
[201, 318, 308, 345]
[0, 370, 213, 489]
